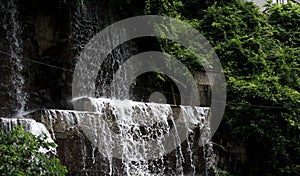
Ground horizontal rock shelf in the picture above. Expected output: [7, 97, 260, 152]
[0, 98, 211, 175]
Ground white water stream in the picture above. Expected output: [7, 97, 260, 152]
[1, 0, 27, 116]
[40, 97, 217, 175]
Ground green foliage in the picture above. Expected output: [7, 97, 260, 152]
[0, 126, 68, 176]
[145, 0, 300, 175]
[144, 0, 183, 18]
[196, 1, 300, 175]
[267, 1, 300, 47]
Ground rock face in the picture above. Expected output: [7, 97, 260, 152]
[1, 102, 212, 175]
[0, 1, 215, 175]
[0, 0, 212, 117]
[0, 0, 73, 116]
[19, 0, 74, 111]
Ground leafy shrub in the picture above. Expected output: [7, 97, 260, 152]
[0, 126, 68, 176]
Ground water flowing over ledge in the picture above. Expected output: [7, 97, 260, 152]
[0, 98, 218, 175]
[41, 98, 217, 175]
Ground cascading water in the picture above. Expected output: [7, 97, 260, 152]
[72, 1, 137, 100]
[1, 0, 27, 116]
[40, 97, 216, 175]
[88, 98, 173, 176]
[68, 2, 220, 175]
[0, 1, 222, 175]
[181, 107, 219, 176]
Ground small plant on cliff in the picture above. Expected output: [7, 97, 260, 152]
[0, 126, 68, 176]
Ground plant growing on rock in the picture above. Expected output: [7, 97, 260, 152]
[0, 126, 68, 176]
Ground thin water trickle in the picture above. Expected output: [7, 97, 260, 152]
[201, 121, 219, 176]
[1, 0, 27, 117]
[168, 113, 185, 176]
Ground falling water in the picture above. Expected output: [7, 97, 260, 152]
[201, 122, 219, 176]
[41, 97, 216, 175]
[88, 98, 172, 176]
[1, 0, 27, 116]
[68, 1, 219, 175]
[72, 1, 137, 99]
[0, 1, 221, 175]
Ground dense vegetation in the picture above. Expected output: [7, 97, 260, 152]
[142, 0, 300, 175]
[0, 126, 67, 176]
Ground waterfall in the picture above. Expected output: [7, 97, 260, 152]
[69, 2, 219, 175]
[0, 1, 220, 175]
[71, 2, 137, 99]
[39, 97, 216, 175]
[1, 0, 27, 116]
[88, 98, 172, 175]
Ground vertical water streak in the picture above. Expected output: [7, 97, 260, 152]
[88, 98, 174, 175]
[72, 2, 137, 100]
[2, 0, 27, 116]
[169, 114, 185, 176]
[201, 122, 219, 176]
[180, 106, 199, 176]
[81, 135, 87, 175]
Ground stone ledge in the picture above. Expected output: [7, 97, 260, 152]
[0, 105, 210, 176]
[29, 106, 209, 136]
